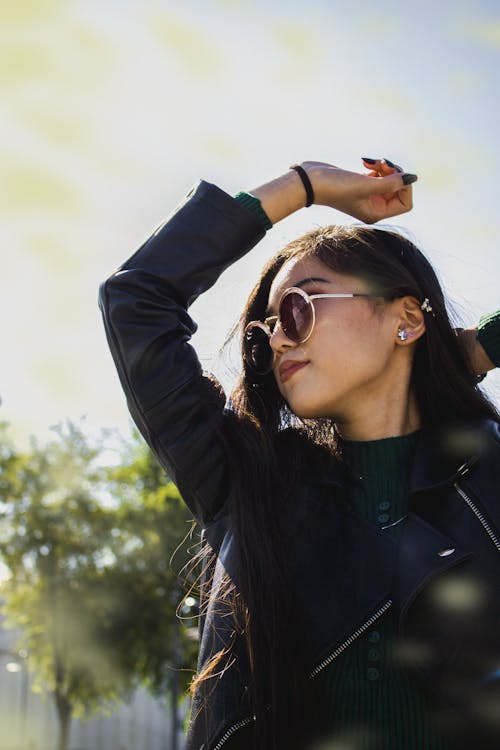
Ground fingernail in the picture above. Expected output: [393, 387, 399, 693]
[385, 158, 403, 173]
[362, 157, 377, 164]
[402, 173, 418, 185]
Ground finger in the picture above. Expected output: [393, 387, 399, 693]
[382, 158, 403, 174]
[361, 161, 389, 179]
[363, 171, 417, 196]
[362, 157, 403, 174]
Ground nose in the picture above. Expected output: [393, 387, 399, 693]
[269, 320, 298, 356]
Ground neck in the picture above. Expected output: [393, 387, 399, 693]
[336, 368, 421, 442]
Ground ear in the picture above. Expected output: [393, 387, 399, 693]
[395, 296, 426, 345]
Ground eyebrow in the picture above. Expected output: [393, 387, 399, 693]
[265, 276, 331, 316]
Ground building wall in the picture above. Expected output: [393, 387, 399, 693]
[0, 626, 188, 750]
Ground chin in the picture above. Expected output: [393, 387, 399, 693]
[287, 398, 336, 421]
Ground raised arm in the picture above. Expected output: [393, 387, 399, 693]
[99, 181, 266, 526]
[249, 159, 417, 225]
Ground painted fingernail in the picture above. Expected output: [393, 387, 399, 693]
[384, 158, 396, 168]
[402, 173, 418, 185]
[362, 157, 377, 164]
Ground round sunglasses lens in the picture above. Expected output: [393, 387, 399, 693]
[280, 291, 313, 342]
[244, 325, 273, 373]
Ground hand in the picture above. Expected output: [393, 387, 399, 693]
[303, 158, 417, 224]
[457, 327, 496, 377]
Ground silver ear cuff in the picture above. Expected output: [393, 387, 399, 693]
[420, 298, 434, 315]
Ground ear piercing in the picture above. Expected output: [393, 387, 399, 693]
[397, 328, 415, 341]
[420, 298, 434, 315]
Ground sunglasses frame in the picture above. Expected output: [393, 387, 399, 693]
[244, 286, 376, 374]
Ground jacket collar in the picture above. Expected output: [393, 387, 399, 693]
[408, 422, 483, 494]
[304, 421, 488, 494]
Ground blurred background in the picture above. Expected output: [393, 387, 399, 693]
[1, 0, 499, 748]
[1, 0, 499, 445]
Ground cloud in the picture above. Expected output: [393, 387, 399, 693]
[453, 18, 500, 50]
[145, 9, 224, 80]
[273, 22, 323, 84]
[0, 43, 54, 89]
[0, 158, 84, 215]
[1, 0, 63, 25]
[25, 231, 86, 272]
[197, 134, 243, 162]
[16, 103, 90, 150]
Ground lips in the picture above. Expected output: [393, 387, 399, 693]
[279, 360, 309, 382]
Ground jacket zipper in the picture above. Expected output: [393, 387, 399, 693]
[212, 601, 393, 747]
[308, 599, 393, 678]
[454, 482, 500, 553]
[212, 717, 253, 749]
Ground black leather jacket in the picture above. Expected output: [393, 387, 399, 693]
[99, 180, 500, 750]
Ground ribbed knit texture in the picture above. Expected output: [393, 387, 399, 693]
[234, 191, 273, 230]
[315, 431, 449, 750]
[478, 310, 500, 366]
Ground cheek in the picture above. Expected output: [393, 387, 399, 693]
[315, 314, 392, 374]
[273, 313, 394, 414]
[313, 315, 364, 360]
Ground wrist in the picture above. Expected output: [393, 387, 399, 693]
[289, 164, 314, 207]
[298, 161, 330, 206]
[249, 169, 308, 224]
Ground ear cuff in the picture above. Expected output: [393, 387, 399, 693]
[420, 298, 434, 316]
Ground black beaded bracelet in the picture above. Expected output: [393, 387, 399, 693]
[289, 164, 314, 207]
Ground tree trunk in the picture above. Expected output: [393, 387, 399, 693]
[169, 617, 180, 750]
[55, 694, 72, 750]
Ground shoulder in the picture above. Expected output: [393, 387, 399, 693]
[460, 418, 500, 481]
[477, 419, 500, 461]
[480, 418, 500, 442]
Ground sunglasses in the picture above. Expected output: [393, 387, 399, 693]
[243, 286, 378, 375]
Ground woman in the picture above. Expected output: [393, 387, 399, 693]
[99, 158, 500, 750]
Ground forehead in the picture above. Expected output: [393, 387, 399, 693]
[267, 256, 358, 311]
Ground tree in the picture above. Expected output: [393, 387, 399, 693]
[103, 429, 201, 748]
[0, 420, 199, 750]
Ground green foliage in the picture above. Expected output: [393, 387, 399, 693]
[0, 419, 200, 728]
[101, 428, 200, 696]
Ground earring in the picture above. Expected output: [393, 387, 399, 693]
[397, 328, 415, 341]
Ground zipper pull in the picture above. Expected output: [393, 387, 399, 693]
[457, 461, 471, 477]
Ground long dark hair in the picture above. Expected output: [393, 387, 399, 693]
[190, 226, 499, 749]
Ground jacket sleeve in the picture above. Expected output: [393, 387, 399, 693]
[98, 180, 266, 526]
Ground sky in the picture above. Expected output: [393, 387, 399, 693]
[1, 0, 499, 448]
